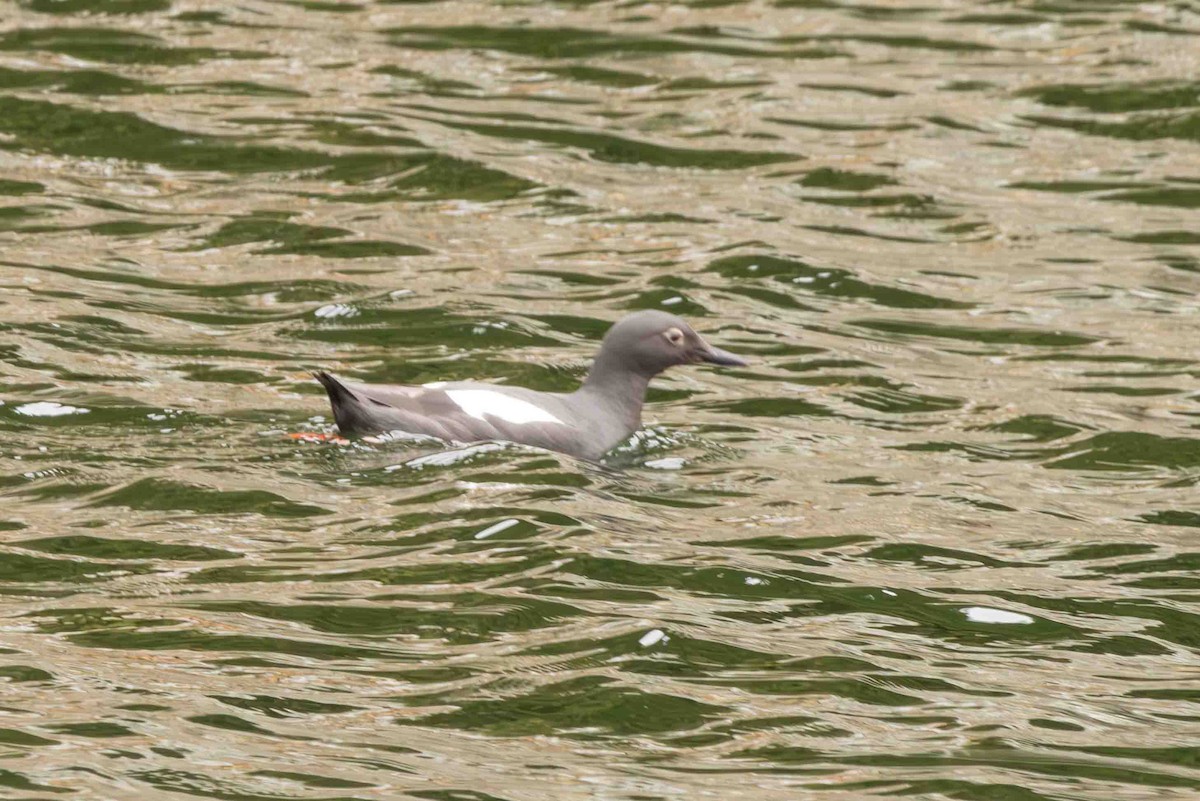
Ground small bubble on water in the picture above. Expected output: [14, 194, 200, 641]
[474, 519, 520, 540]
[962, 606, 1033, 625]
[639, 629, 667, 647]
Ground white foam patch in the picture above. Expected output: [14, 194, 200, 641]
[365, 429, 440, 446]
[639, 629, 667, 647]
[314, 303, 358, 319]
[645, 457, 686, 470]
[474, 518, 519, 540]
[15, 402, 89, 417]
[396, 442, 506, 469]
[422, 381, 448, 389]
[446, 389, 562, 426]
[962, 606, 1034, 625]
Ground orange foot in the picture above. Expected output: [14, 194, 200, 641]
[288, 432, 350, 445]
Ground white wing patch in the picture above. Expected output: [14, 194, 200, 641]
[445, 389, 563, 425]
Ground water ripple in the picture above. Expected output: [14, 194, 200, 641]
[1, 0, 1198, 798]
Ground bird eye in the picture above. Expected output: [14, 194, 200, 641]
[665, 327, 684, 346]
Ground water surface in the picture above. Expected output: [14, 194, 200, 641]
[1, 1, 1199, 799]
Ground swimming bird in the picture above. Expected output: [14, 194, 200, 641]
[314, 310, 747, 460]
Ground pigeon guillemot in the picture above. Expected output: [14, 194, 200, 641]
[314, 310, 747, 460]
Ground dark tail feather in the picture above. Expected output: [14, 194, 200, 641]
[313, 371, 358, 424]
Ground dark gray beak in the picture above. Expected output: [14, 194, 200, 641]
[700, 344, 748, 367]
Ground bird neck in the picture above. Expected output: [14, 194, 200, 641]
[577, 354, 653, 427]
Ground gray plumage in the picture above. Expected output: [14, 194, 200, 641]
[315, 310, 746, 460]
